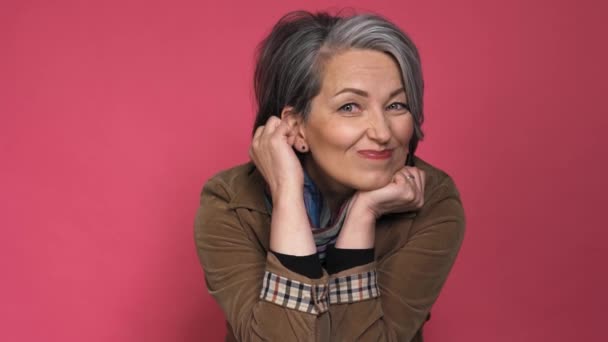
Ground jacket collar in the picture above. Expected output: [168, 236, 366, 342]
[226, 162, 271, 215]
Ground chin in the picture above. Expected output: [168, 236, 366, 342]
[350, 172, 394, 191]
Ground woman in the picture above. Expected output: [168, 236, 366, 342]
[194, 10, 465, 342]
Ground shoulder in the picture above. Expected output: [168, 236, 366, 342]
[409, 156, 465, 240]
[413, 155, 461, 202]
[194, 161, 268, 248]
[200, 161, 256, 198]
[194, 162, 255, 233]
[199, 161, 268, 214]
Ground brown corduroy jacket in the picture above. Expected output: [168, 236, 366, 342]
[194, 156, 466, 341]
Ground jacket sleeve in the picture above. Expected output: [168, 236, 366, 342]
[193, 177, 330, 342]
[327, 174, 466, 341]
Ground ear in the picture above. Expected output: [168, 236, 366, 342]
[280, 106, 308, 149]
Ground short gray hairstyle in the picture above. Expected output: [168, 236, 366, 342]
[253, 10, 425, 154]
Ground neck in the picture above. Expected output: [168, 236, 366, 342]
[302, 156, 356, 214]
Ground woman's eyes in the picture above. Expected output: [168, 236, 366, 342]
[338, 102, 410, 114]
[338, 103, 360, 113]
[387, 102, 410, 112]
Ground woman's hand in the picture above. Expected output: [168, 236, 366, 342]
[335, 166, 425, 249]
[249, 115, 304, 197]
[352, 165, 426, 220]
[250, 115, 316, 255]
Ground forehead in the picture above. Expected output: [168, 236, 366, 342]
[319, 49, 404, 95]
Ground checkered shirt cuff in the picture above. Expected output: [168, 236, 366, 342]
[259, 270, 329, 315]
[328, 269, 380, 304]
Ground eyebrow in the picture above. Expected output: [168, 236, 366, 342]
[333, 87, 406, 99]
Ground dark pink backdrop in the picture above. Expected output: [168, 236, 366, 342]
[2, 0, 606, 341]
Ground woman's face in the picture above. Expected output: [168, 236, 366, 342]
[299, 48, 415, 194]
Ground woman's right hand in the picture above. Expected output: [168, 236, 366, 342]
[251, 115, 316, 255]
[249, 115, 304, 197]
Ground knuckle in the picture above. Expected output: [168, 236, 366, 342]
[403, 190, 415, 201]
[269, 136, 282, 146]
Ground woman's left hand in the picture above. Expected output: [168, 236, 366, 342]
[351, 166, 426, 220]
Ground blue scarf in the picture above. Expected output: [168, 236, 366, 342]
[263, 169, 354, 262]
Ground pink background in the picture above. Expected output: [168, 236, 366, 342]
[2, 0, 606, 341]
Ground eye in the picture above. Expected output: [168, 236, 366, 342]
[338, 103, 361, 114]
[387, 102, 410, 112]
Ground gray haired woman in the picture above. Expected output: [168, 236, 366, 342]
[194, 10, 465, 342]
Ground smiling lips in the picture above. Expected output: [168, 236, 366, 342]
[357, 149, 394, 160]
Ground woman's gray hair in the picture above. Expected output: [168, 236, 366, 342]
[253, 10, 425, 154]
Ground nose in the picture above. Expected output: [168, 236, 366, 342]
[366, 109, 391, 144]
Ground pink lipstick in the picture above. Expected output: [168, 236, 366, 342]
[357, 149, 393, 160]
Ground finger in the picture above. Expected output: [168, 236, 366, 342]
[286, 130, 297, 146]
[253, 125, 265, 141]
[263, 116, 282, 136]
[267, 119, 292, 146]
[272, 117, 293, 138]
[400, 168, 416, 186]
[392, 169, 408, 185]
[251, 126, 265, 156]
[401, 167, 422, 203]
[409, 168, 424, 206]
[395, 169, 416, 202]
[409, 168, 423, 196]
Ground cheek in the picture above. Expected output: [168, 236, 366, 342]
[393, 116, 416, 141]
[309, 119, 360, 150]
[389, 117, 415, 169]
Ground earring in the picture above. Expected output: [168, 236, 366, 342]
[301, 145, 307, 151]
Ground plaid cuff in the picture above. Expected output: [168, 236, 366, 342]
[259, 270, 329, 315]
[328, 269, 380, 304]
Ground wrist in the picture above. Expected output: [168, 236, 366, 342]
[349, 195, 380, 222]
[269, 194, 316, 255]
[335, 200, 376, 249]
[271, 183, 303, 201]
[344, 204, 377, 231]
